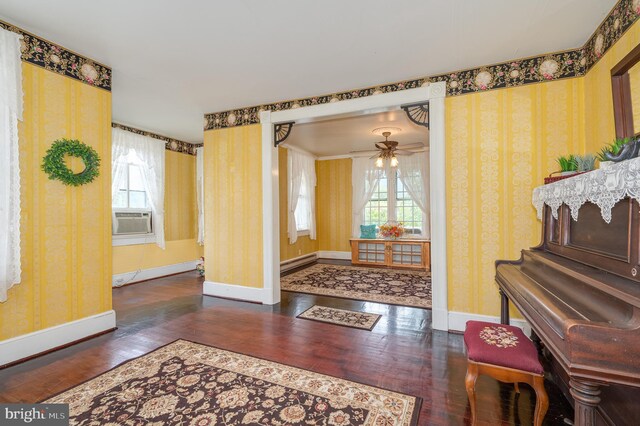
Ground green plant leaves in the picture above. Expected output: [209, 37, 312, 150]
[596, 137, 632, 161]
[41, 138, 100, 186]
[556, 154, 577, 172]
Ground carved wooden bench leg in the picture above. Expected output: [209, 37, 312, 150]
[532, 375, 549, 426]
[465, 362, 478, 425]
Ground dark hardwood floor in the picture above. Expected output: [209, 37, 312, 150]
[0, 271, 573, 425]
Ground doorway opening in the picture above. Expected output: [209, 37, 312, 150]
[260, 84, 448, 330]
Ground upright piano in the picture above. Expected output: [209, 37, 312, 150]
[495, 167, 640, 426]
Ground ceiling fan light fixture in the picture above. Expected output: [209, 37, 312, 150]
[390, 155, 399, 168]
[375, 155, 385, 168]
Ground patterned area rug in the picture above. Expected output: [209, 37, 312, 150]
[45, 340, 421, 425]
[282, 264, 432, 309]
[298, 305, 382, 331]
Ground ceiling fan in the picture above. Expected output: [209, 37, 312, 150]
[349, 131, 424, 167]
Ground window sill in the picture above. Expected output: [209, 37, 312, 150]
[112, 234, 156, 247]
[296, 230, 310, 237]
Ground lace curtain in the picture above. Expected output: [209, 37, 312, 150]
[0, 28, 23, 302]
[196, 147, 204, 245]
[351, 157, 383, 238]
[287, 149, 316, 244]
[112, 127, 166, 248]
[397, 151, 431, 239]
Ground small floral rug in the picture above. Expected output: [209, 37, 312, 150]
[297, 305, 382, 331]
[281, 264, 431, 309]
[44, 340, 421, 425]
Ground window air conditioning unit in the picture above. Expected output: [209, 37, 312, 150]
[113, 211, 153, 235]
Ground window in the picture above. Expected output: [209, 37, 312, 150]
[363, 170, 423, 236]
[112, 127, 165, 248]
[295, 174, 310, 232]
[363, 174, 388, 227]
[395, 174, 423, 235]
[113, 163, 148, 209]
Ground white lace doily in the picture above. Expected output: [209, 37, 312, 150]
[532, 157, 640, 223]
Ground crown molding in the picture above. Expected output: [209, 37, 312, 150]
[0, 19, 111, 91]
[203, 0, 639, 131]
[112, 123, 202, 156]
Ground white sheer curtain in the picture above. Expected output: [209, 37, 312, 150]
[351, 157, 383, 238]
[112, 127, 166, 249]
[287, 148, 316, 244]
[398, 150, 430, 239]
[196, 147, 204, 245]
[0, 28, 23, 302]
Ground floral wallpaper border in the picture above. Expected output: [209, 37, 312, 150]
[0, 19, 111, 91]
[112, 123, 202, 155]
[204, 0, 640, 131]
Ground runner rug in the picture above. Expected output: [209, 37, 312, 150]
[297, 305, 382, 330]
[44, 340, 421, 425]
[281, 264, 431, 309]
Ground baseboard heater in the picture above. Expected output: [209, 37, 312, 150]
[280, 253, 317, 273]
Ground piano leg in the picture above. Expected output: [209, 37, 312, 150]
[500, 290, 510, 324]
[569, 379, 601, 426]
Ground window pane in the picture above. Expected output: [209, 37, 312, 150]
[395, 174, 422, 234]
[129, 191, 147, 209]
[363, 173, 388, 228]
[295, 175, 310, 231]
[129, 165, 145, 191]
[113, 190, 127, 208]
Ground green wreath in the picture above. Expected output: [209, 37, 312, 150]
[42, 138, 101, 186]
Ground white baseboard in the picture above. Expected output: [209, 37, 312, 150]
[448, 311, 531, 336]
[203, 281, 266, 304]
[112, 259, 199, 287]
[0, 310, 116, 366]
[280, 252, 317, 273]
[317, 250, 351, 260]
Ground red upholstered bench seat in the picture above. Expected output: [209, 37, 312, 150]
[463, 320, 543, 374]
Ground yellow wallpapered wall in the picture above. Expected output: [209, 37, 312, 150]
[112, 240, 203, 274]
[204, 125, 263, 288]
[446, 79, 585, 316]
[165, 150, 197, 241]
[0, 63, 112, 340]
[112, 150, 203, 275]
[278, 148, 318, 261]
[585, 19, 640, 153]
[317, 158, 353, 252]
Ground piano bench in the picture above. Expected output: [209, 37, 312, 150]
[463, 320, 548, 426]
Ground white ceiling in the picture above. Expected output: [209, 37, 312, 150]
[284, 111, 428, 158]
[0, 0, 616, 143]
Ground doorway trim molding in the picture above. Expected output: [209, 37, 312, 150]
[259, 83, 448, 330]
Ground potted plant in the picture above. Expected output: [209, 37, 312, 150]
[378, 222, 405, 240]
[574, 154, 596, 172]
[196, 257, 205, 277]
[545, 154, 592, 184]
[556, 155, 577, 175]
[597, 138, 635, 168]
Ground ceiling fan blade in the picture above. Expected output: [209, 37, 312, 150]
[397, 142, 425, 149]
[375, 142, 390, 150]
[395, 150, 417, 155]
[349, 149, 380, 154]
[369, 153, 380, 159]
